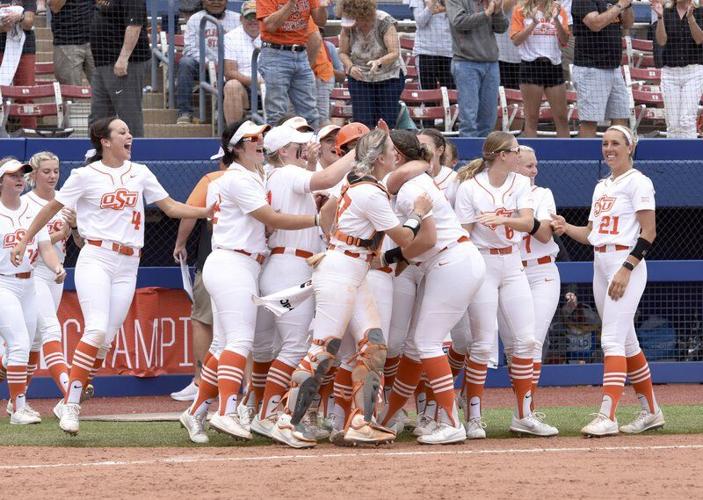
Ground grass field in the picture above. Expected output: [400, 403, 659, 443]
[1, 403, 701, 448]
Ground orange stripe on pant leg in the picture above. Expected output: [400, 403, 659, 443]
[42, 340, 69, 396]
[381, 356, 422, 426]
[190, 352, 219, 416]
[447, 346, 466, 379]
[464, 358, 488, 420]
[626, 351, 658, 413]
[250, 360, 272, 408]
[422, 355, 457, 426]
[601, 355, 627, 420]
[259, 359, 295, 419]
[65, 342, 99, 404]
[217, 350, 247, 415]
[509, 356, 534, 419]
[383, 356, 400, 391]
[24, 350, 40, 389]
[6, 365, 28, 404]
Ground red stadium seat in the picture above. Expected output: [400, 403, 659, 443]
[0, 82, 75, 137]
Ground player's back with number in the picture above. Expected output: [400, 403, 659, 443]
[587, 169, 655, 247]
[55, 161, 167, 248]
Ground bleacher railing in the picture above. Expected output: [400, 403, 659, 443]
[150, 0, 176, 109]
[198, 14, 225, 136]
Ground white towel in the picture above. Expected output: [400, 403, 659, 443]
[251, 280, 314, 317]
[0, 6, 26, 86]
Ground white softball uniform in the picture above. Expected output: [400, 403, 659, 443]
[55, 161, 169, 349]
[454, 171, 536, 363]
[588, 169, 655, 357]
[434, 166, 459, 207]
[252, 165, 321, 367]
[500, 185, 561, 362]
[205, 163, 268, 358]
[23, 192, 67, 348]
[0, 199, 50, 366]
[395, 174, 485, 359]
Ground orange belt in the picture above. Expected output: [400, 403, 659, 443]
[270, 247, 314, 259]
[2, 272, 32, 279]
[328, 244, 374, 262]
[333, 229, 373, 248]
[487, 246, 514, 255]
[522, 256, 554, 267]
[87, 239, 141, 257]
[594, 244, 630, 253]
[439, 235, 470, 254]
[233, 249, 266, 265]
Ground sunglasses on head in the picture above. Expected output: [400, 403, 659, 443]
[240, 133, 263, 143]
[495, 146, 521, 155]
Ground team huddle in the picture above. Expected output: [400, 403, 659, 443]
[0, 116, 664, 447]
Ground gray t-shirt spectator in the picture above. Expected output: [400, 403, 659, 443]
[445, 0, 508, 62]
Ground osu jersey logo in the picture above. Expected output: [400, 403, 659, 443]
[3, 229, 33, 248]
[100, 188, 139, 210]
[482, 207, 513, 229]
[593, 195, 616, 216]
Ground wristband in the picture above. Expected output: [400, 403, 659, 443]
[629, 237, 652, 260]
[622, 261, 634, 271]
[528, 218, 541, 236]
[314, 213, 320, 227]
[403, 214, 422, 236]
[382, 247, 404, 266]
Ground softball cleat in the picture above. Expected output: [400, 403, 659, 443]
[413, 413, 438, 437]
[10, 406, 42, 425]
[510, 413, 559, 437]
[250, 414, 277, 439]
[581, 413, 619, 437]
[271, 413, 317, 449]
[179, 409, 209, 444]
[464, 417, 487, 439]
[343, 414, 396, 445]
[7, 400, 40, 418]
[417, 422, 466, 445]
[619, 409, 665, 434]
[59, 403, 81, 435]
[53, 400, 66, 419]
[236, 402, 256, 432]
[209, 412, 252, 441]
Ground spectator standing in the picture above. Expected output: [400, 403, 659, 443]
[223, 0, 260, 124]
[48, 0, 95, 86]
[0, 0, 37, 128]
[307, 23, 338, 126]
[176, 0, 240, 125]
[571, 0, 633, 137]
[89, 0, 152, 137]
[510, 0, 570, 137]
[338, 0, 404, 128]
[497, 0, 522, 92]
[446, 0, 509, 137]
[409, 0, 456, 89]
[559, 0, 574, 80]
[257, 0, 328, 127]
[653, 0, 703, 138]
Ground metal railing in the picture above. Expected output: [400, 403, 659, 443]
[249, 47, 265, 125]
[198, 14, 225, 136]
[150, 0, 176, 108]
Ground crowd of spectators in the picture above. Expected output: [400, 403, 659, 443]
[1, 0, 703, 138]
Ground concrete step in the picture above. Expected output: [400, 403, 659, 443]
[36, 38, 54, 52]
[36, 51, 53, 63]
[143, 92, 166, 108]
[143, 108, 178, 123]
[34, 13, 47, 28]
[144, 123, 213, 138]
[35, 26, 52, 41]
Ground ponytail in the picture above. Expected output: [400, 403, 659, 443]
[456, 158, 487, 183]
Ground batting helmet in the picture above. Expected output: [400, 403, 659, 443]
[335, 122, 370, 155]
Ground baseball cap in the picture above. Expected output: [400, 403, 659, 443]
[341, 17, 356, 28]
[240, 0, 256, 17]
[264, 126, 314, 154]
[317, 124, 341, 141]
[281, 116, 314, 132]
[227, 120, 270, 149]
[0, 159, 32, 179]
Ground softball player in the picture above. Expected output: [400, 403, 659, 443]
[380, 130, 486, 445]
[11, 117, 213, 436]
[551, 125, 663, 437]
[246, 125, 355, 438]
[454, 131, 557, 438]
[275, 129, 434, 448]
[0, 158, 65, 425]
[22, 152, 82, 406]
[497, 145, 560, 424]
[179, 121, 330, 444]
[418, 129, 459, 206]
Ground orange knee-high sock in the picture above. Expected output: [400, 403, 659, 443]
[383, 356, 400, 393]
[600, 355, 627, 420]
[422, 356, 458, 426]
[6, 365, 28, 408]
[509, 356, 534, 419]
[0, 356, 6, 383]
[626, 351, 658, 413]
[249, 360, 272, 409]
[65, 342, 99, 404]
[333, 367, 353, 423]
[447, 346, 466, 380]
[191, 352, 218, 417]
[43, 341, 69, 395]
[423, 373, 438, 420]
[259, 359, 295, 419]
[464, 358, 488, 420]
[86, 356, 103, 385]
[24, 350, 40, 389]
[531, 361, 542, 412]
[381, 356, 422, 426]
[319, 367, 337, 418]
[217, 350, 247, 416]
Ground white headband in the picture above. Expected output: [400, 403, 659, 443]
[607, 125, 636, 146]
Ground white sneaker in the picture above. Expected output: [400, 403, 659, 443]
[413, 413, 438, 437]
[170, 380, 198, 402]
[510, 413, 559, 437]
[303, 409, 330, 440]
[10, 406, 41, 425]
[7, 400, 40, 418]
[464, 417, 487, 439]
[417, 422, 466, 445]
[250, 414, 277, 438]
[581, 413, 619, 437]
[53, 400, 66, 419]
[179, 409, 209, 444]
[60, 403, 81, 435]
[272, 413, 316, 449]
[237, 402, 256, 431]
[620, 409, 665, 434]
[209, 412, 252, 440]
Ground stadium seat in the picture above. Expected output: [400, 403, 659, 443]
[0, 82, 74, 137]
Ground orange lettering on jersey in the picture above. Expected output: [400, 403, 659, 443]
[47, 220, 64, 234]
[100, 188, 139, 210]
[481, 208, 514, 229]
[266, 190, 272, 205]
[593, 195, 616, 216]
[3, 229, 33, 248]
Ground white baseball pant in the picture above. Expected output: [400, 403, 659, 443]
[593, 249, 646, 357]
[0, 275, 36, 366]
[387, 264, 424, 359]
[33, 265, 65, 349]
[468, 251, 536, 364]
[203, 249, 261, 358]
[73, 245, 139, 349]
[252, 254, 314, 367]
